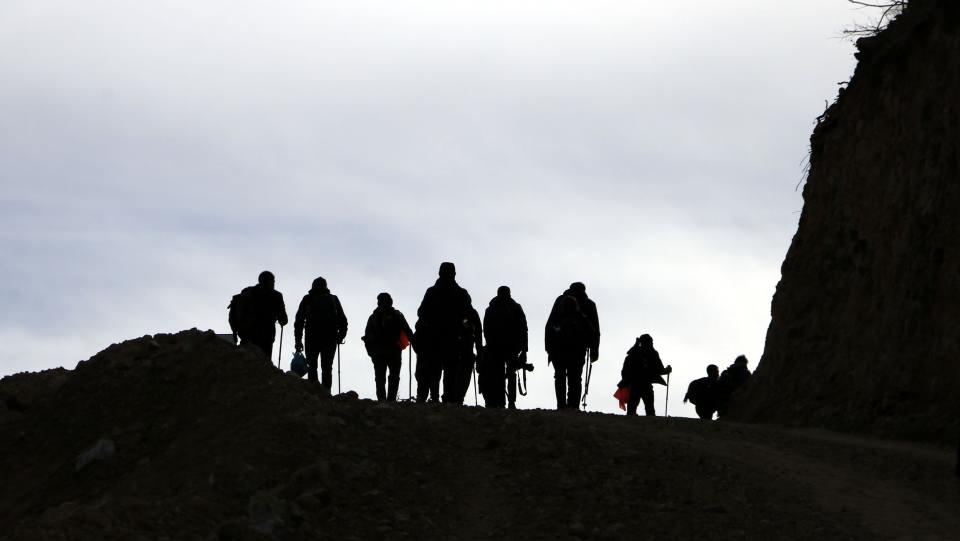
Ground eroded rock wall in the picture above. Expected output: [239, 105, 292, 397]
[730, 0, 960, 440]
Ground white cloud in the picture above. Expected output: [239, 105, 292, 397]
[1, 0, 878, 415]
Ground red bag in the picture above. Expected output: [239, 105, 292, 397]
[613, 386, 631, 411]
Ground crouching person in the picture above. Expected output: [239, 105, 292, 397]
[362, 293, 414, 401]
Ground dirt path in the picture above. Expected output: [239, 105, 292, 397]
[663, 420, 960, 540]
[3, 331, 958, 540]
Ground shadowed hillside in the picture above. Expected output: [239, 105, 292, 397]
[1, 330, 958, 540]
[728, 0, 960, 441]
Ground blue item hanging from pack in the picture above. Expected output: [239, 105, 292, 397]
[290, 351, 308, 378]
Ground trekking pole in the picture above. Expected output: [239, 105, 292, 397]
[472, 364, 479, 407]
[581, 349, 592, 411]
[664, 372, 671, 417]
[337, 342, 342, 395]
[277, 326, 284, 370]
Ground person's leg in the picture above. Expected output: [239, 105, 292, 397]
[386, 356, 402, 401]
[567, 356, 586, 409]
[552, 361, 567, 410]
[695, 404, 713, 420]
[506, 367, 517, 409]
[442, 352, 459, 404]
[247, 336, 273, 360]
[641, 385, 656, 416]
[415, 351, 430, 403]
[305, 347, 320, 383]
[429, 350, 444, 402]
[483, 348, 505, 408]
[373, 357, 388, 401]
[626, 387, 641, 416]
[457, 354, 474, 404]
[319, 343, 337, 392]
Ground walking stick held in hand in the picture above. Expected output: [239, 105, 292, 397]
[472, 364, 479, 406]
[665, 371, 671, 417]
[337, 342, 342, 395]
[408, 347, 413, 401]
[277, 326, 284, 370]
[581, 348, 593, 411]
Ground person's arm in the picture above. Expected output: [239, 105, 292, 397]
[335, 296, 348, 342]
[657, 352, 672, 375]
[588, 302, 600, 361]
[544, 297, 560, 353]
[471, 309, 483, 354]
[362, 313, 376, 357]
[294, 296, 307, 351]
[277, 293, 289, 327]
[518, 305, 529, 353]
[400, 313, 415, 348]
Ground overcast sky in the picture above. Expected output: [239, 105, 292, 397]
[1, 1, 878, 415]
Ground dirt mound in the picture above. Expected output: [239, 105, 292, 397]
[1, 329, 959, 540]
[727, 0, 960, 441]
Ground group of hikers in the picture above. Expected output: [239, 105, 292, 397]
[228, 263, 751, 417]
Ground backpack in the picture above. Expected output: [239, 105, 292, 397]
[228, 289, 256, 338]
[484, 301, 521, 349]
[686, 379, 706, 406]
[364, 309, 404, 355]
[304, 293, 343, 338]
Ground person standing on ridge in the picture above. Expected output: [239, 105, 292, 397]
[545, 295, 595, 410]
[717, 355, 752, 416]
[362, 293, 414, 401]
[414, 262, 474, 403]
[481, 286, 529, 409]
[547, 282, 600, 362]
[294, 277, 348, 390]
[617, 334, 672, 416]
[683, 364, 720, 420]
[229, 270, 288, 359]
[446, 306, 482, 405]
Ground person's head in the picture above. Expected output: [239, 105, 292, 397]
[312, 277, 327, 291]
[569, 282, 586, 296]
[497, 285, 511, 299]
[638, 334, 653, 347]
[258, 271, 275, 289]
[707, 364, 719, 379]
[377, 292, 393, 308]
[734, 355, 748, 367]
[439, 262, 456, 280]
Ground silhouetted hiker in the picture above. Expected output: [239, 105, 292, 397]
[481, 286, 529, 409]
[545, 295, 595, 410]
[546, 282, 600, 363]
[717, 355, 751, 416]
[294, 277, 348, 389]
[683, 364, 720, 420]
[229, 271, 288, 358]
[445, 306, 482, 405]
[361, 293, 414, 401]
[415, 262, 474, 403]
[617, 334, 672, 416]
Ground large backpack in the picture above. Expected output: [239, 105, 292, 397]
[228, 289, 256, 339]
[364, 308, 406, 355]
[484, 301, 522, 350]
[686, 379, 706, 406]
[304, 293, 343, 339]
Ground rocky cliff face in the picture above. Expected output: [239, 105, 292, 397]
[729, 0, 960, 440]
